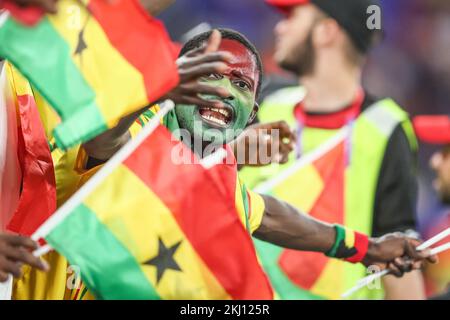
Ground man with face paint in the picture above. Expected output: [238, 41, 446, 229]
[174, 36, 261, 150]
[82, 28, 437, 300]
[0, 3, 246, 300]
[239, 0, 425, 299]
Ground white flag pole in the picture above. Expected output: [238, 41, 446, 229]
[342, 227, 450, 298]
[31, 101, 175, 256]
[254, 126, 350, 194]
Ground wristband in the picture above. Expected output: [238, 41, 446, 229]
[325, 225, 369, 263]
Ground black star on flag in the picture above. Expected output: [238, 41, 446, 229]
[144, 238, 183, 284]
[74, 28, 87, 56]
[74, 15, 91, 61]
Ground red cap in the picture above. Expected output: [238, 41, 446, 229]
[266, 0, 309, 13]
[413, 115, 450, 145]
[266, 0, 310, 5]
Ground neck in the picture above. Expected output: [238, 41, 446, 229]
[300, 58, 362, 113]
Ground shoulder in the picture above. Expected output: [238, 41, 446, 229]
[360, 97, 417, 150]
[261, 85, 306, 107]
[258, 86, 305, 124]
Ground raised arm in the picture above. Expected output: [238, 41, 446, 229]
[83, 30, 232, 162]
[254, 194, 437, 275]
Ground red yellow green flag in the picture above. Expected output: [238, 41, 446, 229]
[424, 215, 450, 296]
[1, 63, 56, 236]
[254, 130, 348, 300]
[32, 107, 273, 300]
[0, 0, 179, 150]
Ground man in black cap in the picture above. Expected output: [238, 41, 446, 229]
[240, 0, 424, 299]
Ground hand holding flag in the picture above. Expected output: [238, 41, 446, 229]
[31, 102, 273, 300]
[342, 228, 450, 298]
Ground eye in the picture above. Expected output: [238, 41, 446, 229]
[203, 73, 223, 80]
[233, 79, 251, 91]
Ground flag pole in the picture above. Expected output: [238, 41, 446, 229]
[254, 126, 350, 194]
[31, 101, 175, 256]
[342, 227, 450, 298]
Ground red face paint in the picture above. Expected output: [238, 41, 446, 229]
[218, 39, 260, 95]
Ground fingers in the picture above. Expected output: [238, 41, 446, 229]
[427, 253, 439, 264]
[177, 82, 230, 98]
[179, 52, 233, 69]
[395, 257, 414, 274]
[0, 234, 49, 278]
[0, 234, 37, 250]
[184, 45, 207, 58]
[205, 29, 222, 53]
[387, 258, 415, 278]
[3, 246, 49, 271]
[387, 261, 403, 278]
[404, 238, 430, 261]
[179, 62, 228, 83]
[183, 30, 222, 57]
[41, 0, 58, 13]
[167, 93, 225, 109]
[278, 141, 293, 164]
[25, 0, 58, 13]
[261, 121, 296, 143]
[0, 271, 9, 283]
[0, 256, 22, 278]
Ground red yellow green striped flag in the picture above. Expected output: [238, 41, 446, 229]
[2, 63, 57, 236]
[31, 105, 273, 300]
[0, 0, 179, 150]
[253, 130, 348, 300]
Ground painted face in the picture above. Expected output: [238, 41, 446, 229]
[175, 39, 259, 146]
[430, 145, 450, 204]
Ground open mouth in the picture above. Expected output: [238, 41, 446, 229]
[198, 105, 234, 128]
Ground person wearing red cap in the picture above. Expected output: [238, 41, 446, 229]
[414, 115, 450, 300]
[414, 116, 450, 202]
[240, 0, 425, 299]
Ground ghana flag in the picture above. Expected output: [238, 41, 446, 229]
[1, 63, 56, 236]
[0, 0, 179, 150]
[253, 129, 348, 300]
[31, 105, 273, 300]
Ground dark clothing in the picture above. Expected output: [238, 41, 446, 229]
[271, 86, 419, 237]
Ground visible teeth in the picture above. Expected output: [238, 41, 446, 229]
[208, 107, 230, 118]
[201, 114, 226, 126]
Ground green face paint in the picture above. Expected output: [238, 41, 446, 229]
[175, 39, 259, 148]
[175, 76, 255, 146]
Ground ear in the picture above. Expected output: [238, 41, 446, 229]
[313, 18, 340, 48]
[247, 102, 259, 124]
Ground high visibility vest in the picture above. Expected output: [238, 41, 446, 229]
[240, 86, 418, 299]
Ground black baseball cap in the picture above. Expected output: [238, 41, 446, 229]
[266, 0, 382, 53]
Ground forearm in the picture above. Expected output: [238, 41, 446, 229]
[252, 195, 436, 275]
[253, 195, 335, 253]
[82, 106, 148, 161]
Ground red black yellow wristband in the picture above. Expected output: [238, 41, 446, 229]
[325, 225, 369, 263]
